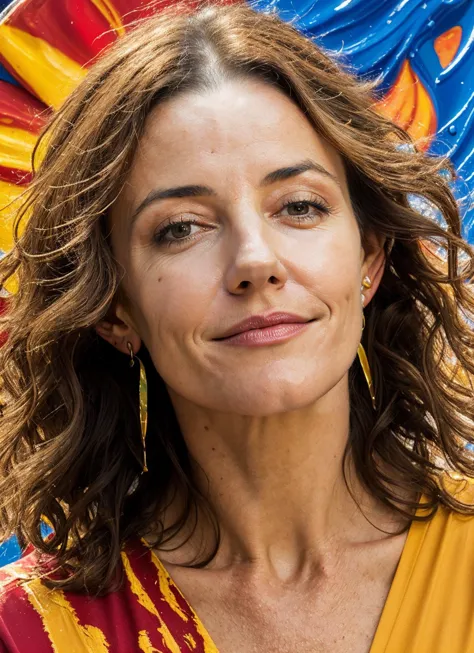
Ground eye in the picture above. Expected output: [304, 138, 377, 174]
[153, 217, 204, 246]
[279, 195, 331, 221]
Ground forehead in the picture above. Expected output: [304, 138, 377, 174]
[119, 79, 348, 208]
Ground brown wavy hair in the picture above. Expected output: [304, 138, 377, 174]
[0, 1, 473, 595]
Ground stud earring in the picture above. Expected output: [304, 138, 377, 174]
[361, 275, 371, 307]
[127, 342, 148, 474]
[358, 277, 376, 410]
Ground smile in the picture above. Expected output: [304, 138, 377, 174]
[214, 320, 315, 347]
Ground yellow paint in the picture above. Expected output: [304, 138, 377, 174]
[24, 578, 110, 652]
[0, 124, 37, 172]
[121, 551, 182, 653]
[0, 25, 87, 109]
[0, 128, 56, 295]
[91, 0, 126, 37]
[1, 269, 18, 294]
[31, 128, 51, 171]
[184, 633, 197, 649]
[0, 179, 26, 251]
[148, 547, 188, 622]
[138, 630, 162, 652]
[0, 560, 30, 585]
[147, 548, 219, 653]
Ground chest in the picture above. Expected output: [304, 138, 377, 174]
[172, 566, 394, 653]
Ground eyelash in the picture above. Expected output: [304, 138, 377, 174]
[153, 196, 332, 248]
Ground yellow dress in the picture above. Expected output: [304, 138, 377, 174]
[370, 477, 474, 652]
[0, 477, 473, 652]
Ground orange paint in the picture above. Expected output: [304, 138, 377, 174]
[377, 60, 415, 127]
[434, 26, 462, 68]
[375, 60, 437, 150]
[410, 76, 438, 147]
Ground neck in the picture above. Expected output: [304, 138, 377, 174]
[158, 376, 407, 579]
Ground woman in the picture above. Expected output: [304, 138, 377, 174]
[0, 3, 473, 652]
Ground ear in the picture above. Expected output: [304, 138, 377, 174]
[361, 232, 387, 307]
[95, 302, 141, 356]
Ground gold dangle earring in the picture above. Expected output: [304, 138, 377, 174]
[127, 342, 149, 473]
[358, 276, 376, 410]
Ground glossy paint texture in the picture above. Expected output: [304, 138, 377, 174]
[255, 0, 474, 238]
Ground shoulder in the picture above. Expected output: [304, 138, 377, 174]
[0, 538, 167, 653]
[439, 471, 474, 505]
[434, 471, 474, 524]
[0, 549, 53, 652]
[420, 472, 474, 531]
[412, 473, 474, 573]
[0, 547, 40, 603]
[0, 546, 127, 653]
[374, 475, 474, 651]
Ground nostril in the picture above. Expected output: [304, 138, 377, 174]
[269, 276, 278, 284]
[239, 281, 250, 289]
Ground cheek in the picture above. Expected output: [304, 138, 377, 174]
[131, 258, 217, 348]
[286, 221, 362, 308]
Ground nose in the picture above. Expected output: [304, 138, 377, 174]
[224, 221, 288, 295]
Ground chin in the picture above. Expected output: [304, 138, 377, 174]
[210, 382, 322, 416]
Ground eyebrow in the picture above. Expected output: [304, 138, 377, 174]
[129, 159, 340, 229]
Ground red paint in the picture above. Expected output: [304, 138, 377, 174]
[0, 81, 48, 133]
[5, 0, 121, 68]
[0, 165, 33, 185]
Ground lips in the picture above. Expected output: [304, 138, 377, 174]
[214, 312, 312, 340]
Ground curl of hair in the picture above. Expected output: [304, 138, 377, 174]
[0, 1, 473, 595]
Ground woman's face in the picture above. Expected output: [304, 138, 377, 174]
[105, 79, 381, 415]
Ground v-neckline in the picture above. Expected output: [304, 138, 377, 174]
[145, 503, 428, 653]
[368, 500, 430, 652]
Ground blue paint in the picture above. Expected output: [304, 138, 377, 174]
[0, 0, 18, 85]
[255, 0, 474, 240]
[0, 523, 52, 568]
[0, 536, 21, 566]
[0, 64, 19, 87]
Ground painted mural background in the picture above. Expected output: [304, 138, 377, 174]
[0, 0, 472, 564]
